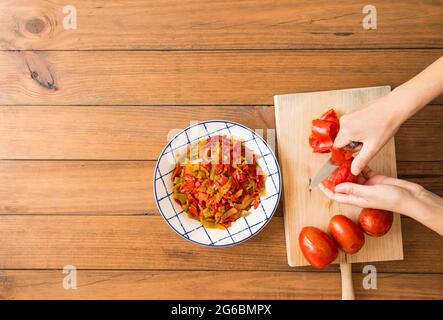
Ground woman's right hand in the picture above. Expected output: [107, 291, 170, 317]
[334, 93, 405, 176]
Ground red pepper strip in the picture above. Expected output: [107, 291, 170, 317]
[321, 159, 357, 192]
[188, 205, 199, 217]
[171, 165, 182, 181]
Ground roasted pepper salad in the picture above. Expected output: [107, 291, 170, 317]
[171, 135, 266, 228]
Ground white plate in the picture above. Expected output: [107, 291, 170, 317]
[153, 120, 281, 246]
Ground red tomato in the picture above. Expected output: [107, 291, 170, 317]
[309, 134, 333, 153]
[309, 108, 340, 153]
[330, 147, 353, 165]
[359, 208, 394, 237]
[329, 215, 365, 254]
[319, 108, 339, 124]
[321, 159, 357, 192]
[299, 227, 338, 269]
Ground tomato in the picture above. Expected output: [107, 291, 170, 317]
[321, 159, 357, 191]
[359, 208, 394, 237]
[329, 215, 365, 254]
[330, 147, 353, 165]
[299, 227, 338, 269]
[309, 108, 340, 153]
[309, 134, 333, 153]
[319, 108, 340, 124]
[311, 119, 339, 138]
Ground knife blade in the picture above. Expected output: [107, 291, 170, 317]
[310, 142, 362, 190]
[310, 158, 339, 190]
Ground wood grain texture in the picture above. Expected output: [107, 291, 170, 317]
[1, 270, 442, 300]
[1, 50, 442, 106]
[0, 161, 153, 215]
[396, 105, 443, 161]
[275, 87, 402, 266]
[0, 105, 441, 160]
[0, 105, 274, 160]
[0, 160, 441, 216]
[1, 0, 443, 50]
[0, 216, 440, 274]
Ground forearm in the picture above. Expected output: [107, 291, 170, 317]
[389, 56, 443, 125]
[403, 189, 443, 236]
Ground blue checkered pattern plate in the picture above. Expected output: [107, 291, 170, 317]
[153, 120, 281, 246]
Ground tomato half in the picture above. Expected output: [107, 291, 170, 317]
[329, 215, 365, 254]
[359, 208, 394, 237]
[299, 226, 339, 269]
[321, 159, 357, 192]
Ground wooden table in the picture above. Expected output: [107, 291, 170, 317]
[0, 0, 442, 300]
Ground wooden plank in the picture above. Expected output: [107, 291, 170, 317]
[0, 160, 441, 216]
[0, 105, 441, 160]
[0, 216, 441, 274]
[275, 87, 402, 266]
[2, 0, 443, 50]
[0, 105, 274, 160]
[397, 161, 443, 176]
[0, 270, 441, 300]
[396, 105, 443, 162]
[1, 50, 442, 106]
[0, 161, 153, 215]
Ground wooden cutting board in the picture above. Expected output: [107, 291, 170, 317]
[274, 86, 404, 267]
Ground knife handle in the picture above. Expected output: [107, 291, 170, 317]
[343, 141, 363, 151]
[340, 263, 355, 300]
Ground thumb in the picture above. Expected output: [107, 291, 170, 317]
[351, 143, 376, 176]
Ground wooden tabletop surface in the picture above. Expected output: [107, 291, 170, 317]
[0, 0, 442, 299]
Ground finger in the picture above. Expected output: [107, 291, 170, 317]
[319, 184, 369, 207]
[372, 176, 422, 193]
[333, 130, 352, 149]
[334, 182, 372, 197]
[351, 144, 376, 176]
[327, 192, 369, 208]
[318, 183, 334, 198]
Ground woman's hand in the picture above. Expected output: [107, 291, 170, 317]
[319, 167, 443, 236]
[334, 93, 404, 176]
[336, 56, 443, 176]
[319, 167, 422, 212]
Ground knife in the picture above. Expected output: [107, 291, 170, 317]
[309, 142, 362, 189]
